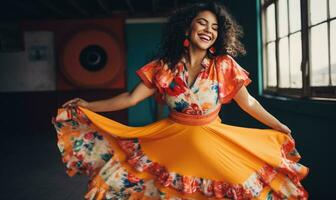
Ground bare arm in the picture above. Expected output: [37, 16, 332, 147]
[233, 86, 291, 134]
[63, 82, 156, 112]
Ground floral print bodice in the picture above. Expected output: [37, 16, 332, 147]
[136, 54, 252, 115]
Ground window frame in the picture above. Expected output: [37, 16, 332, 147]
[261, 0, 336, 100]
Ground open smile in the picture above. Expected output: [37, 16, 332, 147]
[198, 33, 212, 42]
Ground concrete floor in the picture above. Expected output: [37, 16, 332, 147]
[1, 131, 89, 200]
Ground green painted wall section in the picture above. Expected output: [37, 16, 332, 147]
[256, 0, 263, 95]
[125, 22, 168, 126]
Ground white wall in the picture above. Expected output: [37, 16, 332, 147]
[0, 31, 56, 92]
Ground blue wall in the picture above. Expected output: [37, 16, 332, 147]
[126, 22, 168, 126]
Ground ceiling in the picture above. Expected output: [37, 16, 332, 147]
[0, 0, 214, 20]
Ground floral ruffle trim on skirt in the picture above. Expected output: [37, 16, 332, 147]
[52, 107, 308, 200]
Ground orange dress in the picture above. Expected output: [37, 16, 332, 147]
[52, 55, 309, 200]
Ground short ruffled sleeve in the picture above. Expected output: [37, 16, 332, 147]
[136, 60, 160, 89]
[136, 60, 174, 104]
[215, 55, 252, 104]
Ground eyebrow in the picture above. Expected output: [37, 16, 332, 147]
[197, 17, 218, 25]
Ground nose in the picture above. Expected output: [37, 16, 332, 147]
[204, 25, 212, 33]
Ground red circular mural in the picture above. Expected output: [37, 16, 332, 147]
[60, 29, 121, 87]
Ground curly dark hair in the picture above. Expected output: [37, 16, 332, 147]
[155, 0, 246, 69]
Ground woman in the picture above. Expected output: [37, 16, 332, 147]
[54, 1, 308, 200]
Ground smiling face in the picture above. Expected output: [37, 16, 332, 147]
[187, 10, 218, 52]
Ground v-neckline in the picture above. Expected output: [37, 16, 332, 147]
[179, 54, 211, 90]
[183, 63, 203, 89]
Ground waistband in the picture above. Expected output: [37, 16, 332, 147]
[168, 105, 221, 126]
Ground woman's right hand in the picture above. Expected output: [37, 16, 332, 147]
[62, 98, 90, 108]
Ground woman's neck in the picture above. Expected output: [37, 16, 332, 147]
[187, 46, 207, 69]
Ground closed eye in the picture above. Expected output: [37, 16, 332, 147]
[198, 18, 218, 31]
[198, 19, 207, 26]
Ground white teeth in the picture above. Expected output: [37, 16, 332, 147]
[198, 34, 211, 41]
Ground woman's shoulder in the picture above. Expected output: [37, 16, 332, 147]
[215, 54, 248, 69]
[139, 59, 163, 71]
[214, 54, 236, 63]
[213, 54, 238, 70]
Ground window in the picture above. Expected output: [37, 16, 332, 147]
[261, 0, 336, 99]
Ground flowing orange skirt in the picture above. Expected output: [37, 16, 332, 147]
[52, 106, 308, 200]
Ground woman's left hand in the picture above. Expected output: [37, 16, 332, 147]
[275, 123, 294, 139]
